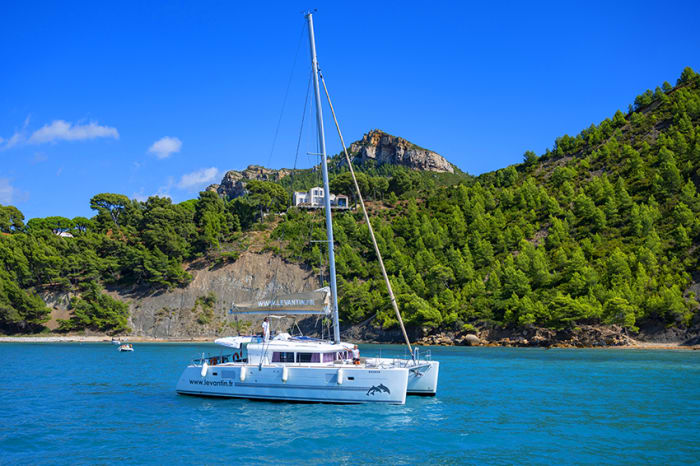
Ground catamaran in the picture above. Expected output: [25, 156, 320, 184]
[175, 12, 438, 404]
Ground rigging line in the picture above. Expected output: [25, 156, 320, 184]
[266, 20, 307, 168]
[282, 72, 312, 273]
[270, 74, 312, 335]
[293, 71, 313, 173]
[319, 70, 415, 361]
[288, 70, 313, 211]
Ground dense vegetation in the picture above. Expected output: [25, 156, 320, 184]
[275, 67, 700, 332]
[1, 67, 699, 335]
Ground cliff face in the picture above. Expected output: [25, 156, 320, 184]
[42, 252, 318, 338]
[123, 252, 317, 337]
[207, 130, 456, 200]
[349, 129, 454, 173]
[207, 165, 292, 200]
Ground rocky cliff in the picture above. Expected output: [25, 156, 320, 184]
[207, 130, 456, 200]
[43, 252, 319, 338]
[207, 165, 292, 200]
[349, 129, 454, 173]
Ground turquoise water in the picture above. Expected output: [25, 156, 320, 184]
[1, 344, 699, 464]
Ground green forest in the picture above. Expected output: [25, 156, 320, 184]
[1, 67, 699, 336]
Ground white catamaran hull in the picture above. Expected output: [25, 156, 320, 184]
[367, 359, 440, 396]
[406, 361, 439, 395]
[176, 364, 409, 404]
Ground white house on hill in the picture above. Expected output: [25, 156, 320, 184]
[293, 187, 349, 209]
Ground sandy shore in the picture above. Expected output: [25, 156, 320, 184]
[0, 335, 698, 349]
[611, 341, 699, 350]
[574, 342, 698, 350]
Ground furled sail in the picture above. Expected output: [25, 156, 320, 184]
[230, 287, 331, 315]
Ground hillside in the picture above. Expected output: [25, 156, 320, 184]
[206, 129, 466, 203]
[1, 67, 699, 345]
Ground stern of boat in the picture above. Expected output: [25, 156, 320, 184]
[406, 360, 439, 396]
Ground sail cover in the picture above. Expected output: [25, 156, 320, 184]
[230, 287, 331, 315]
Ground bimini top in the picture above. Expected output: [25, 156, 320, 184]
[230, 287, 331, 315]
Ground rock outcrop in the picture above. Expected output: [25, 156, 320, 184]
[410, 324, 639, 347]
[42, 252, 318, 338]
[349, 129, 454, 173]
[121, 252, 316, 338]
[207, 131, 455, 200]
[207, 165, 292, 200]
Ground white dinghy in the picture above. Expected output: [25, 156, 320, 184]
[118, 344, 134, 352]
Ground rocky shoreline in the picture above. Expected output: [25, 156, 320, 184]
[3, 320, 700, 350]
[340, 318, 700, 349]
[413, 323, 700, 349]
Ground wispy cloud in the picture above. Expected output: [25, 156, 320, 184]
[148, 136, 182, 159]
[1, 118, 118, 150]
[133, 177, 176, 202]
[132, 188, 149, 202]
[3, 132, 25, 149]
[0, 178, 28, 205]
[31, 152, 48, 164]
[0, 116, 31, 151]
[0, 178, 14, 204]
[28, 120, 119, 144]
[178, 167, 219, 189]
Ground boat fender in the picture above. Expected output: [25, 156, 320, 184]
[200, 361, 208, 378]
[282, 366, 288, 383]
[240, 366, 247, 382]
[337, 368, 343, 385]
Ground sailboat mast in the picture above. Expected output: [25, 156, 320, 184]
[306, 12, 340, 344]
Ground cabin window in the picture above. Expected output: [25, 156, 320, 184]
[311, 353, 321, 363]
[323, 352, 335, 362]
[272, 352, 294, 363]
[297, 353, 313, 363]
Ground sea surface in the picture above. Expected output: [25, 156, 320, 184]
[0, 343, 699, 465]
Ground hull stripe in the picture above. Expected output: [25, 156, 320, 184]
[176, 390, 401, 403]
[233, 382, 370, 391]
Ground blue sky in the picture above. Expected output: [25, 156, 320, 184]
[1, 0, 698, 220]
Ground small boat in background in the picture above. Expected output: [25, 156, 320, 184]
[118, 344, 134, 352]
[111, 338, 121, 345]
